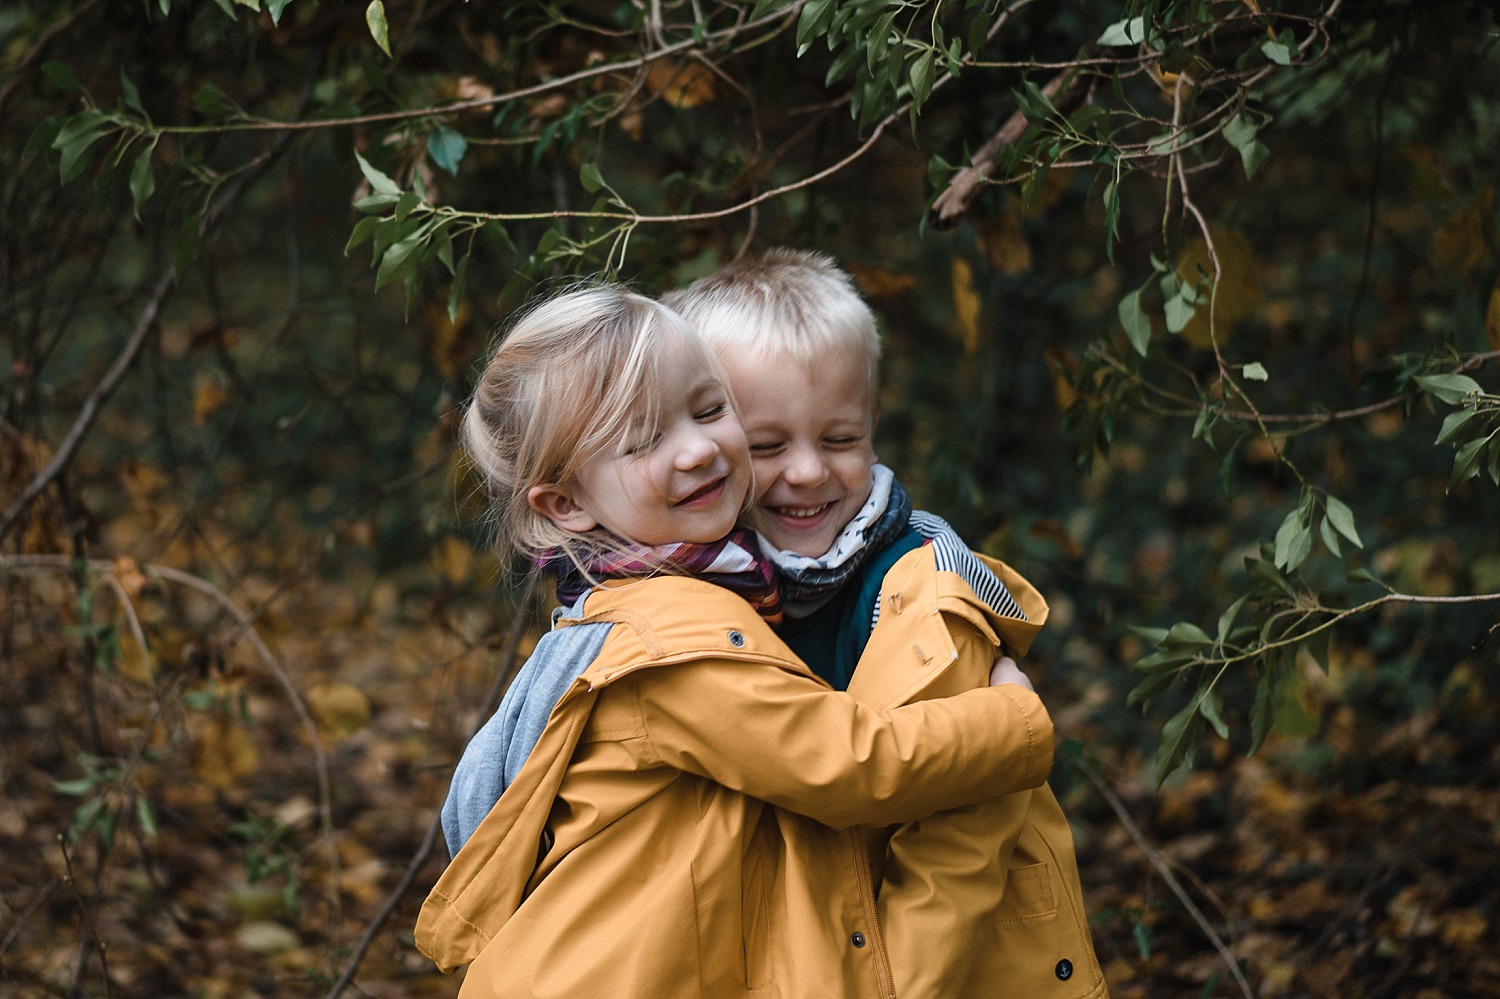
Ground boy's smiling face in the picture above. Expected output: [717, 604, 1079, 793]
[721, 349, 877, 557]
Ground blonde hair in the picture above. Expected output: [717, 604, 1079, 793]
[463, 284, 707, 564]
[662, 248, 881, 391]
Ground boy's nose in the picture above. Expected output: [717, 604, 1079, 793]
[781, 445, 828, 486]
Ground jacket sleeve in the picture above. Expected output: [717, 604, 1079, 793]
[875, 622, 1035, 999]
[626, 655, 1054, 830]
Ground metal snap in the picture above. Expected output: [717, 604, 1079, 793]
[1055, 958, 1074, 980]
[727, 630, 745, 647]
[850, 931, 866, 948]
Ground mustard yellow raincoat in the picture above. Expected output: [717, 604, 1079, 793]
[415, 574, 1054, 998]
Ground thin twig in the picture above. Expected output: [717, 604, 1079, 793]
[0, 0, 103, 119]
[1079, 764, 1255, 999]
[321, 570, 540, 999]
[0, 266, 176, 541]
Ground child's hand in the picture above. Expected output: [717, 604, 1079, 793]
[988, 656, 1034, 692]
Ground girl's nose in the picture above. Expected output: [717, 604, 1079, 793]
[674, 425, 720, 470]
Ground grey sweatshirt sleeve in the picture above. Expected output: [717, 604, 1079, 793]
[439, 620, 614, 857]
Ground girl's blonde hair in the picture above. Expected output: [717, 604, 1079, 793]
[463, 284, 702, 564]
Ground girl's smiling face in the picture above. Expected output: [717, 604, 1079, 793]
[529, 329, 751, 546]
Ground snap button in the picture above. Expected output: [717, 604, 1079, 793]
[1055, 958, 1073, 981]
[727, 630, 745, 647]
[850, 932, 866, 948]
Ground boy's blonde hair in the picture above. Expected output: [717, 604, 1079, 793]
[662, 248, 881, 393]
[463, 284, 704, 564]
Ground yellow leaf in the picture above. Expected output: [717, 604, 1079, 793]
[116, 630, 154, 684]
[193, 715, 259, 789]
[1433, 186, 1494, 277]
[976, 211, 1032, 276]
[432, 535, 476, 586]
[1486, 277, 1500, 350]
[951, 257, 982, 353]
[1045, 347, 1079, 411]
[112, 556, 148, 598]
[426, 298, 471, 379]
[845, 263, 915, 299]
[646, 60, 716, 109]
[1175, 227, 1262, 349]
[307, 682, 371, 738]
[192, 375, 230, 424]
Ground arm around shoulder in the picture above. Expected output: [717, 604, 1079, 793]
[629, 656, 1054, 829]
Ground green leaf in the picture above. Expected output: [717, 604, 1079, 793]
[1272, 509, 1300, 569]
[366, 0, 392, 57]
[1015, 80, 1057, 120]
[267, 0, 294, 25]
[448, 254, 469, 323]
[427, 126, 468, 175]
[1129, 625, 1170, 646]
[23, 116, 64, 159]
[1248, 668, 1276, 755]
[394, 190, 421, 223]
[796, 0, 836, 56]
[1323, 495, 1362, 549]
[355, 151, 402, 197]
[1127, 671, 1176, 712]
[192, 82, 236, 119]
[1345, 567, 1376, 584]
[1243, 361, 1269, 381]
[1164, 621, 1213, 650]
[135, 795, 159, 838]
[1198, 686, 1229, 740]
[1305, 626, 1331, 675]
[353, 193, 400, 213]
[1223, 114, 1258, 151]
[1155, 701, 1203, 788]
[579, 162, 605, 194]
[1215, 594, 1249, 646]
[1318, 514, 1342, 558]
[53, 778, 95, 796]
[344, 216, 383, 256]
[119, 69, 147, 118]
[1261, 40, 1292, 65]
[375, 234, 423, 291]
[1097, 17, 1146, 46]
[1118, 288, 1151, 355]
[1415, 373, 1483, 406]
[1163, 291, 1196, 334]
[52, 111, 114, 183]
[129, 144, 156, 220]
[1448, 437, 1486, 491]
[1435, 407, 1479, 445]
[43, 61, 83, 93]
[909, 50, 937, 111]
[1240, 138, 1270, 179]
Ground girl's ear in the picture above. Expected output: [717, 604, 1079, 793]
[528, 484, 599, 533]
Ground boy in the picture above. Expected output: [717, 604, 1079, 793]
[664, 249, 1107, 999]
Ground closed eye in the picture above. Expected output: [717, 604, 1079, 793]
[622, 433, 661, 456]
[749, 441, 785, 455]
[694, 403, 726, 421]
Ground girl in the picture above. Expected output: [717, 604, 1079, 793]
[415, 285, 1054, 999]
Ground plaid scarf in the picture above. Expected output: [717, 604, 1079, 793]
[538, 528, 783, 626]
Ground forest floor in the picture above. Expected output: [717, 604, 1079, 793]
[2, 556, 1497, 999]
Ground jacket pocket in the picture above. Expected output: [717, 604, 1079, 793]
[995, 860, 1059, 924]
[740, 808, 778, 991]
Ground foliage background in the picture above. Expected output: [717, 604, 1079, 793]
[3, 1, 1498, 996]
